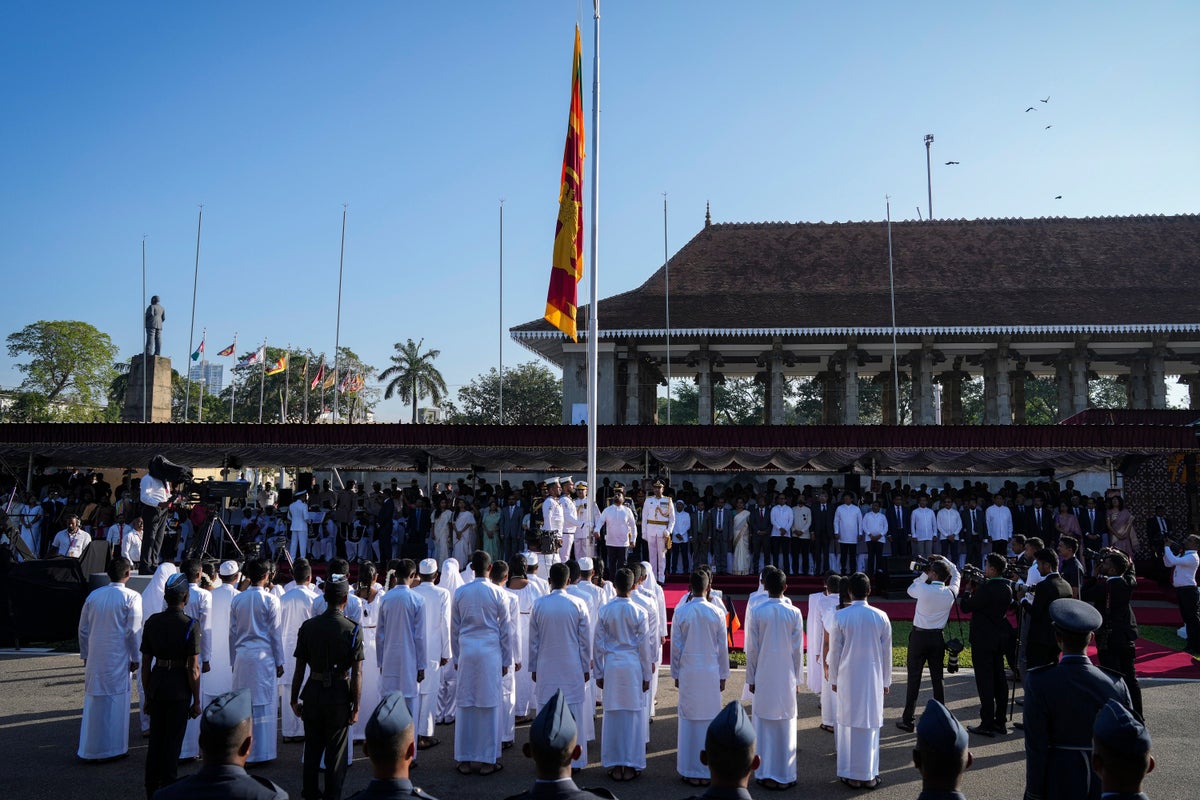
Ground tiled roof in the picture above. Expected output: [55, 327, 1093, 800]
[512, 215, 1200, 337]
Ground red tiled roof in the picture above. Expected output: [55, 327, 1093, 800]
[512, 215, 1200, 335]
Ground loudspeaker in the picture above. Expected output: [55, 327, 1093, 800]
[296, 472, 315, 492]
[277, 488, 294, 507]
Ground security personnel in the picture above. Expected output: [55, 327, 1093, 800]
[346, 692, 438, 800]
[1084, 550, 1143, 717]
[912, 700, 973, 800]
[142, 573, 202, 799]
[504, 689, 616, 800]
[292, 577, 365, 800]
[958, 553, 1015, 737]
[1022, 598, 1133, 800]
[681, 700, 760, 800]
[1091, 699, 1155, 800]
[153, 689, 287, 800]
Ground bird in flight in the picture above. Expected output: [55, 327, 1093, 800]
[945, 161, 960, 165]
[1055, 195, 1063, 200]
[1041, 96, 1050, 103]
[1045, 125, 1053, 130]
[1025, 106, 1037, 112]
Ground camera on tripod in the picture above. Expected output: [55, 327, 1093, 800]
[945, 637, 965, 673]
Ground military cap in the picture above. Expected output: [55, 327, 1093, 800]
[547, 477, 561, 486]
[652, 478, 665, 487]
[705, 700, 754, 750]
[530, 689, 576, 752]
[1049, 598, 1103, 634]
[561, 476, 574, 485]
[577, 556, 594, 572]
[218, 560, 240, 577]
[1093, 698, 1150, 754]
[366, 691, 412, 740]
[202, 689, 252, 731]
[294, 489, 308, 497]
[575, 481, 588, 489]
[418, 558, 438, 575]
[916, 699, 969, 755]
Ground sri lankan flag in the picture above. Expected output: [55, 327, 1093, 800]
[544, 26, 585, 342]
[265, 353, 287, 376]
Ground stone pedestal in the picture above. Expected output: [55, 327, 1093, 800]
[123, 355, 173, 422]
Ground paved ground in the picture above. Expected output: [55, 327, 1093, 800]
[1, 651, 1192, 800]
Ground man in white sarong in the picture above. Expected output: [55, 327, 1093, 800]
[180, 557, 213, 759]
[511, 553, 545, 723]
[740, 568, 792, 703]
[376, 558, 426, 757]
[566, 557, 604, 747]
[671, 569, 729, 785]
[413, 557, 452, 750]
[229, 558, 285, 764]
[452, 550, 513, 775]
[811, 574, 843, 733]
[529, 562, 592, 770]
[77, 557, 142, 761]
[435, 557, 465, 725]
[279, 558, 319, 742]
[205, 560, 240, 714]
[828, 571, 892, 790]
[489, 559, 522, 748]
[745, 566, 805, 790]
[594, 565, 653, 780]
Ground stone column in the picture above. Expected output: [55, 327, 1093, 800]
[1128, 359, 1149, 409]
[696, 356, 714, 426]
[1148, 346, 1168, 410]
[982, 347, 1013, 424]
[909, 348, 936, 425]
[1070, 348, 1090, 414]
[939, 369, 965, 425]
[878, 374, 896, 425]
[770, 352, 786, 425]
[625, 349, 641, 424]
[562, 343, 618, 424]
[1011, 360, 1028, 425]
[596, 343, 618, 424]
[816, 371, 837, 424]
[1055, 354, 1073, 421]
[839, 349, 860, 425]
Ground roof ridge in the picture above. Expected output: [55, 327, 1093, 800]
[707, 213, 1199, 228]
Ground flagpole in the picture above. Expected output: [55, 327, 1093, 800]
[302, 355, 309, 423]
[141, 236, 148, 423]
[196, 328, 206, 423]
[258, 339, 268, 424]
[662, 192, 671, 424]
[184, 205, 203, 422]
[283, 344, 291, 421]
[333, 205, 347, 424]
[886, 196, 900, 422]
[498, 198, 505, 425]
[586, 0, 600, 529]
[228, 333, 238, 423]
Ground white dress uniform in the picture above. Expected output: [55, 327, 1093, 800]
[77, 582, 142, 760]
[669, 595, 729, 779]
[542, 494, 565, 571]
[452, 575, 513, 764]
[288, 498, 309, 560]
[229, 585, 285, 763]
[640, 496, 676, 582]
[352, 588, 386, 743]
[376, 584, 426, 740]
[558, 493, 580, 562]
[595, 596, 654, 770]
[278, 583, 319, 738]
[746, 597, 805, 785]
[180, 582, 213, 759]
[573, 496, 598, 560]
[413, 578, 452, 739]
[827, 599, 893, 785]
[529, 588, 592, 769]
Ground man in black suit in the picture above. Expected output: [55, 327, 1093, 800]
[1022, 599, 1133, 800]
[1084, 550, 1142, 717]
[1144, 505, 1170, 580]
[376, 490, 396, 566]
[1024, 548, 1074, 671]
[886, 495, 911, 561]
[501, 493, 525, 562]
[710, 497, 733, 575]
[748, 495, 773, 575]
[1026, 496, 1056, 546]
[506, 689, 615, 800]
[960, 495, 987, 570]
[1078, 496, 1107, 570]
[959, 553, 1015, 737]
[1012, 494, 1030, 539]
[810, 492, 835, 575]
[404, 498, 432, 562]
[691, 499, 715, 571]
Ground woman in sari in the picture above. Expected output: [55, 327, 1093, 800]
[731, 497, 753, 575]
[1055, 500, 1081, 543]
[452, 498, 476, 565]
[1107, 495, 1136, 560]
[480, 498, 503, 562]
[433, 497, 453, 563]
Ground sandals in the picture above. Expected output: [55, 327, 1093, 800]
[456, 763, 474, 775]
[417, 736, 440, 750]
[479, 762, 504, 777]
[756, 778, 795, 791]
[839, 776, 883, 790]
[820, 724, 835, 733]
[609, 767, 640, 782]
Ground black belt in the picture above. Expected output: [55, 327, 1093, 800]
[912, 626, 944, 633]
[308, 670, 349, 681]
[154, 659, 189, 669]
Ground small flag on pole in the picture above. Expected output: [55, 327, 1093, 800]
[191, 333, 205, 361]
[238, 346, 265, 368]
[266, 353, 288, 376]
[544, 25, 586, 342]
[322, 370, 336, 390]
[217, 341, 236, 357]
[310, 359, 325, 390]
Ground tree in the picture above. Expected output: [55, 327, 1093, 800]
[378, 338, 448, 423]
[445, 362, 562, 425]
[1089, 376, 1127, 409]
[6, 320, 118, 419]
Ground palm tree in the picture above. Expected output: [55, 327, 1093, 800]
[378, 337, 448, 423]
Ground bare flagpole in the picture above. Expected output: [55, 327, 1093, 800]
[585, 0, 601, 528]
[258, 339, 268, 424]
[662, 192, 670, 424]
[184, 205, 203, 421]
[141, 235, 147, 423]
[333, 205, 347, 423]
[499, 198, 505, 425]
[886, 197, 900, 422]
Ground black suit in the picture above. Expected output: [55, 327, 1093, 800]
[502, 778, 616, 800]
[1084, 573, 1142, 716]
[960, 506, 987, 568]
[404, 507, 432, 561]
[1025, 573, 1073, 669]
[960, 577, 1014, 729]
[500, 502, 525, 561]
[1144, 515, 1169, 568]
[1022, 655, 1133, 800]
[1012, 505, 1030, 538]
[1025, 506, 1056, 545]
[748, 506, 773, 573]
[1078, 507, 1107, 565]
[810, 503, 835, 573]
[886, 504, 910, 559]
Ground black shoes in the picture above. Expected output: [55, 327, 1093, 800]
[967, 724, 995, 738]
[895, 719, 915, 733]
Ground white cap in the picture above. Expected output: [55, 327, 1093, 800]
[218, 560, 240, 577]
[522, 552, 540, 566]
[419, 558, 438, 575]
[577, 557, 593, 572]
[547, 477, 561, 486]
[561, 476, 574, 484]
[576, 481, 588, 489]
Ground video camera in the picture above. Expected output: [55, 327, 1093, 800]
[909, 555, 932, 572]
[962, 563, 985, 585]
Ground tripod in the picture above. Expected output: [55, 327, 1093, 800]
[190, 504, 243, 563]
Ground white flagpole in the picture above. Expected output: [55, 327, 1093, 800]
[141, 236, 147, 423]
[887, 197, 900, 422]
[228, 333, 238, 423]
[333, 205, 347, 424]
[258, 339, 268, 424]
[184, 205, 203, 422]
[585, 0, 600, 529]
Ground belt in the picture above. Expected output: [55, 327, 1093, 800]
[912, 626, 944, 633]
[154, 659, 189, 669]
[308, 670, 349, 681]
[647, 520, 667, 525]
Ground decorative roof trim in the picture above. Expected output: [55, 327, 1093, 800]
[511, 323, 1200, 341]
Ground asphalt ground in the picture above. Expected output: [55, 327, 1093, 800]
[2, 651, 1192, 800]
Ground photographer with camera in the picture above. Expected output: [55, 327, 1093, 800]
[1162, 533, 1200, 658]
[959, 552, 1015, 737]
[1083, 549, 1143, 716]
[1025, 548, 1073, 670]
[896, 554, 961, 733]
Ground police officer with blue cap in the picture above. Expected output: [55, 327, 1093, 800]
[153, 689, 286, 800]
[683, 701, 760, 800]
[1091, 699, 1154, 800]
[346, 692, 438, 800]
[913, 699, 972, 799]
[1022, 598, 1134, 800]
[503, 689, 616, 800]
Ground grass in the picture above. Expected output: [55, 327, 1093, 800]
[1135, 625, 1187, 651]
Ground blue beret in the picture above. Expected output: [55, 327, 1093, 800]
[366, 692, 412, 741]
[1093, 699, 1150, 754]
[916, 699, 968, 755]
[530, 689, 576, 752]
[706, 701, 754, 751]
[1049, 598, 1103, 634]
[202, 689, 252, 731]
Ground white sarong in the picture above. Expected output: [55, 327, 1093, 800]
[455, 705, 500, 763]
[677, 717, 710, 779]
[835, 725, 880, 782]
[601, 709, 644, 769]
[78, 691, 130, 760]
[754, 716, 797, 784]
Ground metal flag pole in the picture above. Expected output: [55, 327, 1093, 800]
[924, 134, 934, 220]
[141, 236, 147, 423]
[585, 0, 601, 528]
[498, 198, 505, 487]
[333, 205, 347, 424]
[258, 339, 268, 424]
[283, 344, 291, 421]
[662, 192, 671, 424]
[887, 196, 900, 422]
[184, 205, 203, 422]
[228, 333, 238, 423]
[302, 354, 309, 423]
[196, 327, 206, 422]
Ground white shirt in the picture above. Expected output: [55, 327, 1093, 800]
[936, 507, 963, 540]
[78, 582, 142, 696]
[599, 504, 638, 547]
[139, 474, 169, 506]
[669, 596, 729, 720]
[451, 576, 514, 709]
[278, 584, 319, 685]
[594, 596, 653, 711]
[827, 600, 893, 729]
[834, 503, 864, 545]
[529, 589, 591, 705]
[672, 509, 691, 543]
[911, 507, 937, 542]
[106, 523, 142, 563]
[289, 499, 309, 533]
[907, 563, 961, 630]
[1163, 548, 1199, 588]
[745, 597, 805, 720]
[186, 583, 214, 664]
[53, 527, 91, 558]
[413, 581, 453, 676]
[376, 585, 427, 696]
[229, 586, 286, 705]
[770, 504, 794, 537]
[862, 511, 888, 540]
[209, 581, 239, 695]
[792, 505, 812, 536]
[985, 504, 1013, 540]
[543, 494, 565, 532]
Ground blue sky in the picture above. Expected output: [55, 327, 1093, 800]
[2, 2, 1196, 421]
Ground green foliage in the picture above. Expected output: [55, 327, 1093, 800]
[445, 362, 562, 425]
[378, 338, 448, 423]
[216, 346, 377, 423]
[2, 391, 55, 422]
[1089, 376, 1128, 409]
[6, 320, 118, 419]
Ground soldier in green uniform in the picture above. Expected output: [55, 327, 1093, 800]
[292, 577, 364, 800]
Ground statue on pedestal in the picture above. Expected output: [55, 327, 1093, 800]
[144, 295, 165, 357]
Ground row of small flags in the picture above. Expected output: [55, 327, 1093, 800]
[192, 334, 363, 393]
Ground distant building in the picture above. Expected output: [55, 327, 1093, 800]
[188, 360, 224, 396]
